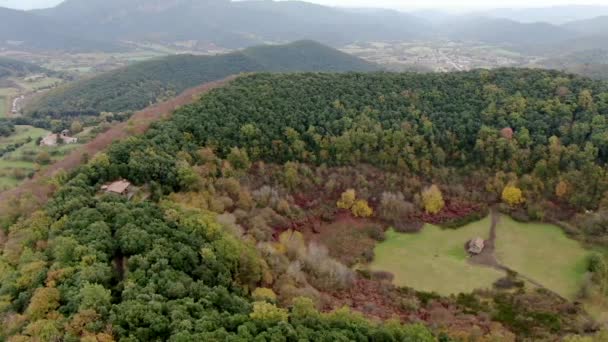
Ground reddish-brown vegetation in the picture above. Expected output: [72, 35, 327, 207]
[302, 212, 381, 266]
[418, 199, 486, 225]
[324, 278, 510, 337]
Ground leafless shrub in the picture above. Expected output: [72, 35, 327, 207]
[286, 261, 307, 285]
[216, 213, 244, 237]
[301, 242, 355, 291]
[253, 185, 281, 207]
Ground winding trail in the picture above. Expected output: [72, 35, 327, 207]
[469, 208, 565, 299]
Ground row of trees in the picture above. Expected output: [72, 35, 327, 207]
[0, 119, 15, 137]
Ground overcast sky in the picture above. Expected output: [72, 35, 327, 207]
[0, 0, 607, 11]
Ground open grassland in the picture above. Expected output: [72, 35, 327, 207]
[369, 217, 504, 295]
[0, 125, 47, 144]
[495, 216, 592, 300]
[0, 87, 18, 97]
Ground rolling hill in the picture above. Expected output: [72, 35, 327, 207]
[0, 57, 46, 78]
[436, 16, 579, 50]
[2, 69, 607, 341]
[563, 16, 608, 35]
[0, 7, 123, 51]
[25, 40, 378, 117]
[30, 0, 431, 49]
[473, 5, 608, 24]
[5, 0, 608, 55]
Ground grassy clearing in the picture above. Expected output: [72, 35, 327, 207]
[0, 125, 48, 145]
[0, 88, 18, 97]
[495, 216, 591, 300]
[0, 124, 85, 192]
[13, 76, 62, 92]
[369, 216, 504, 295]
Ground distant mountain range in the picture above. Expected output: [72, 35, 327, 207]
[472, 5, 608, 24]
[25, 40, 378, 117]
[3, 0, 608, 59]
[0, 7, 124, 51]
[23, 0, 430, 50]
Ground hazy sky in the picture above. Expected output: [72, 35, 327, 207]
[0, 0, 607, 11]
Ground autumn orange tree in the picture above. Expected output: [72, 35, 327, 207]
[555, 180, 569, 199]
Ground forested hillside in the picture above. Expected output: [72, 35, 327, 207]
[25, 41, 377, 117]
[165, 70, 608, 212]
[3, 69, 608, 340]
[0, 57, 45, 79]
[0, 7, 123, 52]
[32, 0, 431, 48]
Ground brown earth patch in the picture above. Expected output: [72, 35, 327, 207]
[302, 211, 382, 267]
[0, 76, 237, 207]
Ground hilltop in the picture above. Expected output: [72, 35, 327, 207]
[2, 69, 608, 341]
[29, 0, 430, 49]
[0, 7, 123, 52]
[25, 41, 378, 117]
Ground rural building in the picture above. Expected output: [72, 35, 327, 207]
[39, 134, 58, 147]
[468, 237, 485, 255]
[60, 130, 78, 144]
[39, 130, 78, 147]
[101, 179, 132, 196]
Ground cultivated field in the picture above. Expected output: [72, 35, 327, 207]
[495, 216, 591, 299]
[369, 217, 504, 295]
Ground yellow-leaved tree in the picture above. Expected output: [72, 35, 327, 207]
[250, 302, 288, 324]
[421, 185, 445, 214]
[351, 200, 373, 218]
[252, 288, 277, 302]
[337, 190, 374, 217]
[337, 189, 356, 210]
[502, 185, 524, 206]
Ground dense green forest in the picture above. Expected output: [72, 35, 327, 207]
[3, 69, 608, 341]
[25, 41, 377, 118]
[169, 70, 608, 213]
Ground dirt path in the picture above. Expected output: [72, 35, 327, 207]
[0, 75, 237, 207]
[469, 207, 501, 268]
[469, 208, 565, 298]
